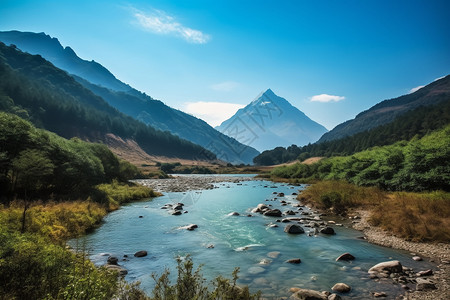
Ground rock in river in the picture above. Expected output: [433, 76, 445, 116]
[263, 209, 282, 217]
[134, 250, 148, 257]
[107, 256, 118, 265]
[416, 278, 437, 291]
[336, 253, 355, 261]
[331, 283, 351, 293]
[286, 258, 301, 264]
[105, 264, 128, 276]
[368, 260, 403, 274]
[284, 224, 305, 234]
[228, 212, 240, 216]
[319, 227, 335, 235]
[289, 288, 327, 300]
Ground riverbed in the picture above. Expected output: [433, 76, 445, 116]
[75, 175, 436, 299]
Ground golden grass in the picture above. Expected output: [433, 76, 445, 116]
[298, 181, 450, 243]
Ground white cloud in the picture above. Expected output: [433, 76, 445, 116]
[409, 85, 425, 94]
[310, 94, 345, 103]
[183, 102, 245, 127]
[133, 9, 210, 44]
[210, 81, 240, 92]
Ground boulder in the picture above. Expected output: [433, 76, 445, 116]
[289, 288, 327, 300]
[171, 210, 182, 215]
[284, 224, 305, 234]
[416, 269, 433, 277]
[372, 292, 387, 298]
[228, 212, 240, 216]
[319, 227, 335, 235]
[336, 253, 355, 261]
[412, 256, 422, 261]
[267, 251, 281, 259]
[259, 258, 271, 265]
[328, 294, 342, 300]
[186, 224, 198, 231]
[368, 260, 403, 274]
[282, 219, 291, 223]
[285, 210, 296, 215]
[107, 256, 118, 265]
[264, 209, 283, 217]
[331, 283, 351, 293]
[173, 205, 183, 211]
[134, 250, 148, 257]
[278, 193, 285, 197]
[286, 258, 301, 264]
[416, 278, 437, 291]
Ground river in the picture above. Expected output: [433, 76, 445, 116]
[74, 175, 435, 299]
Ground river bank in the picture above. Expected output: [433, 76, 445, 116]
[352, 209, 450, 300]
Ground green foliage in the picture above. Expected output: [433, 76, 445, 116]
[0, 112, 147, 202]
[96, 180, 160, 209]
[271, 125, 450, 192]
[151, 256, 260, 300]
[254, 99, 450, 165]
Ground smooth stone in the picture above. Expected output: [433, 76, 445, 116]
[412, 256, 423, 261]
[134, 250, 148, 257]
[328, 294, 342, 300]
[289, 287, 301, 293]
[331, 283, 351, 293]
[268, 251, 281, 259]
[416, 278, 437, 291]
[264, 209, 283, 217]
[282, 219, 291, 223]
[207, 244, 214, 249]
[289, 288, 327, 300]
[185, 224, 198, 231]
[336, 253, 355, 261]
[171, 210, 182, 215]
[286, 258, 301, 264]
[372, 292, 387, 297]
[368, 260, 403, 274]
[107, 256, 118, 265]
[284, 224, 305, 234]
[319, 227, 335, 235]
[416, 269, 433, 277]
[228, 212, 240, 216]
[138, 215, 143, 218]
[259, 258, 272, 265]
[248, 266, 266, 275]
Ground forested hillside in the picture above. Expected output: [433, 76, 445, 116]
[0, 43, 215, 160]
[254, 96, 450, 165]
[270, 125, 450, 192]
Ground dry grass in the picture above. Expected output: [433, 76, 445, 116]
[298, 181, 450, 243]
[369, 191, 450, 242]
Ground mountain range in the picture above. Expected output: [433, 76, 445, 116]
[216, 89, 328, 152]
[0, 30, 259, 164]
[318, 75, 450, 142]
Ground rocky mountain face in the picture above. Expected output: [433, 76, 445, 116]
[216, 89, 328, 152]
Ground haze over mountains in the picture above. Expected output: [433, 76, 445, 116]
[0, 30, 259, 164]
[216, 89, 328, 152]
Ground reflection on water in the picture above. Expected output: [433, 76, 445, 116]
[74, 179, 434, 299]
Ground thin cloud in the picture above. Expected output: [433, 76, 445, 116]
[133, 8, 210, 44]
[210, 81, 240, 92]
[310, 94, 345, 103]
[183, 101, 245, 127]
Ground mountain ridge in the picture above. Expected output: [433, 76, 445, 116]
[0, 30, 259, 164]
[318, 75, 450, 142]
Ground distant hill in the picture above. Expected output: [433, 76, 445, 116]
[318, 75, 450, 142]
[0, 30, 259, 164]
[216, 89, 328, 152]
[0, 42, 215, 161]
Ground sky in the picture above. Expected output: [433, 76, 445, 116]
[1, 0, 449, 129]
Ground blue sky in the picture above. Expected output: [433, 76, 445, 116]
[1, 0, 449, 129]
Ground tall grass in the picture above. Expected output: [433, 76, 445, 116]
[298, 181, 450, 242]
[370, 191, 450, 242]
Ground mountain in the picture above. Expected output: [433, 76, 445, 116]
[0, 30, 259, 164]
[318, 75, 450, 142]
[216, 89, 328, 152]
[0, 42, 215, 161]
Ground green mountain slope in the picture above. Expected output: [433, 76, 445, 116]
[0, 30, 259, 164]
[271, 125, 450, 192]
[318, 75, 450, 142]
[0, 42, 215, 160]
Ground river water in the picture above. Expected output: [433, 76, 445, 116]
[75, 177, 434, 299]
